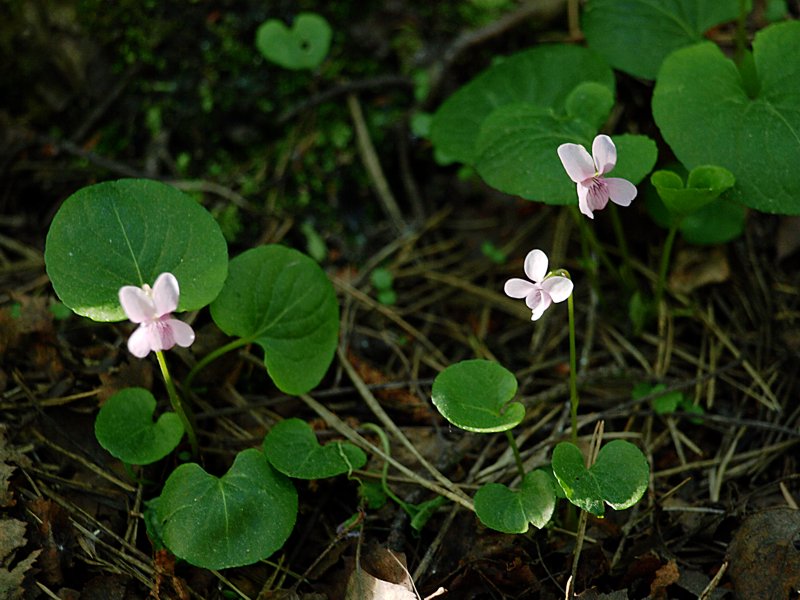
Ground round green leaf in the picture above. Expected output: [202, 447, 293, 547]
[552, 440, 649, 517]
[430, 44, 615, 165]
[583, 0, 747, 79]
[157, 448, 297, 569]
[473, 470, 556, 533]
[653, 22, 800, 214]
[45, 179, 228, 321]
[263, 418, 367, 479]
[210, 245, 339, 395]
[565, 81, 615, 130]
[255, 13, 332, 70]
[474, 104, 656, 204]
[94, 388, 183, 465]
[651, 165, 735, 216]
[431, 359, 523, 433]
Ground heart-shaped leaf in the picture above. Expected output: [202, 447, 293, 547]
[473, 470, 556, 533]
[94, 388, 183, 465]
[431, 359, 523, 433]
[651, 165, 735, 217]
[430, 44, 615, 166]
[552, 440, 649, 517]
[653, 21, 800, 215]
[210, 245, 339, 395]
[157, 448, 297, 569]
[263, 418, 367, 479]
[45, 179, 228, 321]
[255, 13, 332, 70]
[474, 103, 657, 204]
[583, 0, 747, 80]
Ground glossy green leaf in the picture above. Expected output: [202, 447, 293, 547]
[653, 22, 800, 214]
[565, 81, 615, 130]
[431, 359, 524, 433]
[552, 440, 649, 517]
[210, 245, 339, 395]
[474, 104, 656, 204]
[583, 0, 746, 79]
[430, 44, 615, 165]
[45, 179, 228, 321]
[255, 13, 332, 70]
[157, 449, 297, 569]
[650, 165, 735, 217]
[94, 388, 183, 465]
[263, 418, 367, 479]
[473, 470, 556, 533]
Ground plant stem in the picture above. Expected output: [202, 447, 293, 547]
[655, 223, 679, 311]
[184, 337, 251, 391]
[505, 430, 526, 480]
[735, 0, 748, 65]
[608, 204, 636, 293]
[156, 351, 198, 456]
[570, 206, 622, 291]
[567, 293, 579, 445]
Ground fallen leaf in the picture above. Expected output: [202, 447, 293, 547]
[0, 518, 40, 599]
[669, 246, 730, 294]
[649, 559, 680, 599]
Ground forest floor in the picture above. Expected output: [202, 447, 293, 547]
[2, 1, 800, 599]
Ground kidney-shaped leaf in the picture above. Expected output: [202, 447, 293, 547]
[94, 388, 183, 465]
[430, 44, 614, 165]
[210, 245, 339, 395]
[263, 418, 367, 479]
[473, 470, 556, 533]
[255, 13, 332, 70]
[552, 440, 649, 517]
[431, 359, 523, 433]
[583, 0, 746, 80]
[45, 179, 228, 321]
[651, 165, 735, 217]
[653, 21, 800, 215]
[157, 448, 297, 569]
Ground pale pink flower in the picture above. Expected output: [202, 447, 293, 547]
[504, 249, 573, 321]
[119, 273, 195, 358]
[557, 134, 637, 219]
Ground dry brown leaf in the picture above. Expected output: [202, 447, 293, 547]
[649, 559, 680, 599]
[668, 246, 730, 295]
[0, 518, 40, 599]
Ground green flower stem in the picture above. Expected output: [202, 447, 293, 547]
[156, 351, 198, 456]
[505, 430, 526, 480]
[570, 206, 622, 290]
[567, 292, 579, 445]
[184, 337, 251, 391]
[735, 0, 748, 65]
[655, 223, 680, 311]
[608, 204, 636, 293]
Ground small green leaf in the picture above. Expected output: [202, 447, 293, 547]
[653, 21, 800, 214]
[650, 165, 735, 217]
[473, 470, 556, 533]
[431, 359, 524, 433]
[157, 449, 297, 569]
[263, 418, 367, 479]
[210, 245, 339, 395]
[45, 179, 228, 321]
[583, 0, 748, 79]
[255, 13, 332, 70]
[430, 44, 614, 165]
[370, 268, 394, 290]
[552, 440, 649, 517]
[94, 388, 183, 465]
[565, 81, 615, 129]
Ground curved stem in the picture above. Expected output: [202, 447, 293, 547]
[655, 223, 679, 311]
[567, 293, 579, 444]
[608, 204, 636, 293]
[156, 351, 198, 456]
[184, 337, 251, 391]
[505, 430, 526, 480]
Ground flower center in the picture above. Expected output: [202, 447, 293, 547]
[585, 177, 609, 211]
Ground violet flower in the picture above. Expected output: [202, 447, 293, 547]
[557, 134, 637, 219]
[504, 249, 573, 321]
[118, 272, 195, 358]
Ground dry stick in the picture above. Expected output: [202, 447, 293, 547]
[337, 347, 471, 503]
[698, 562, 729, 600]
[298, 393, 473, 511]
[347, 93, 407, 235]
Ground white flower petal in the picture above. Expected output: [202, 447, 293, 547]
[530, 294, 552, 320]
[119, 285, 156, 323]
[606, 177, 638, 207]
[557, 143, 595, 183]
[541, 276, 574, 303]
[592, 134, 617, 175]
[152, 273, 180, 316]
[167, 319, 196, 349]
[523, 249, 548, 283]
[577, 184, 595, 219]
[504, 278, 536, 299]
[127, 325, 153, 357]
